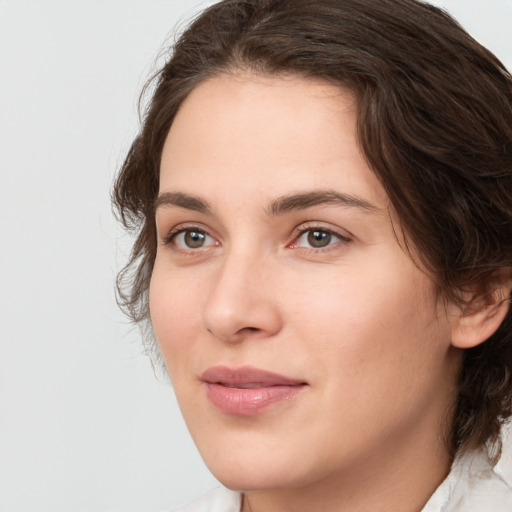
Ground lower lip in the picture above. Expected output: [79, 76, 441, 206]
[205, 382, 305, 415]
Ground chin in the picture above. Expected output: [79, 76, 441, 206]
[212, 465, 296, 492]
[201, 445, 323, 492]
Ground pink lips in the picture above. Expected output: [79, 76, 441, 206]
[201, 366, 307, 416]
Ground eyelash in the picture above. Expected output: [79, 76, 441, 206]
[290, 224, 352, 251]
[162, 225, 217, 250]
[161, 223, 352, 252]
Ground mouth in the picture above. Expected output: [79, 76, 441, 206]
[200, 366, 308, 416]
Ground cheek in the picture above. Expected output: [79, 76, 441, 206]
[287, 260, 448, 390]
[149, 268, 205, 373]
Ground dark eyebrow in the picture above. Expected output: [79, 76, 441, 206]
[267, 190, 379, 216]
[154, 192, 212, 214]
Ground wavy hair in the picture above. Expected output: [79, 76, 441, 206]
[113, 0, 512, 454]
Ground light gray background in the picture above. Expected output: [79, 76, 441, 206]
[0, 1, 511, 511]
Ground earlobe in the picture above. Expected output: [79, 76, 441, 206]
[451, 283, 512, 349]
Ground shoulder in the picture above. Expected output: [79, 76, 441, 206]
[171, 487, 242, 512]
[422, 434, 512, 512]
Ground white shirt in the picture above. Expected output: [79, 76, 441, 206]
[172, 441, 512, 512]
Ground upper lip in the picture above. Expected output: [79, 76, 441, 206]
[201, 365, 306, 388]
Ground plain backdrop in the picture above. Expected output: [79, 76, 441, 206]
[0, 1, 511, 511]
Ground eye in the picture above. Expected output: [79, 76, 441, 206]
[291, 227, 350, 250]
[166, 228, 217, 249]
[301, 230, 333, 248]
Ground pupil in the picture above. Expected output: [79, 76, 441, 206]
[185, 230, 205, 248]
[307, 230, 331, 248]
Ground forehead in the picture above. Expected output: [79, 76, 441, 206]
[160, 73, 389, 210]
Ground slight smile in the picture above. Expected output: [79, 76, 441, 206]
[201, 366, 308, 416]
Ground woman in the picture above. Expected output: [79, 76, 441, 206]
[113, 0, 512, 510]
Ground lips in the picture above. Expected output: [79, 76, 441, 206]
[201, 366, 307, 415]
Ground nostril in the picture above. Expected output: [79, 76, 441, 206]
[243, 327, 262, 333]
[236, 326, 261, 336]
[204, 294, 282, 342]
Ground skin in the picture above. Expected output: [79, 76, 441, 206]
[150, 74, 466, 512]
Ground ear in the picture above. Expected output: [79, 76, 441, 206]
[451, 274, 512, 349]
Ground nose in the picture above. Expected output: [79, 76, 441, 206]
[203, 252, 283, 343]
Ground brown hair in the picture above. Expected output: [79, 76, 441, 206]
[113, 0, 512, 454]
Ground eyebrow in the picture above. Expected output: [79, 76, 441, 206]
[154, 192, 212, 214]
[154, 189, 379, 216]
[267, 190, 379, 216]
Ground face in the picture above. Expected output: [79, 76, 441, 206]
[150, 74, 461, 491]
